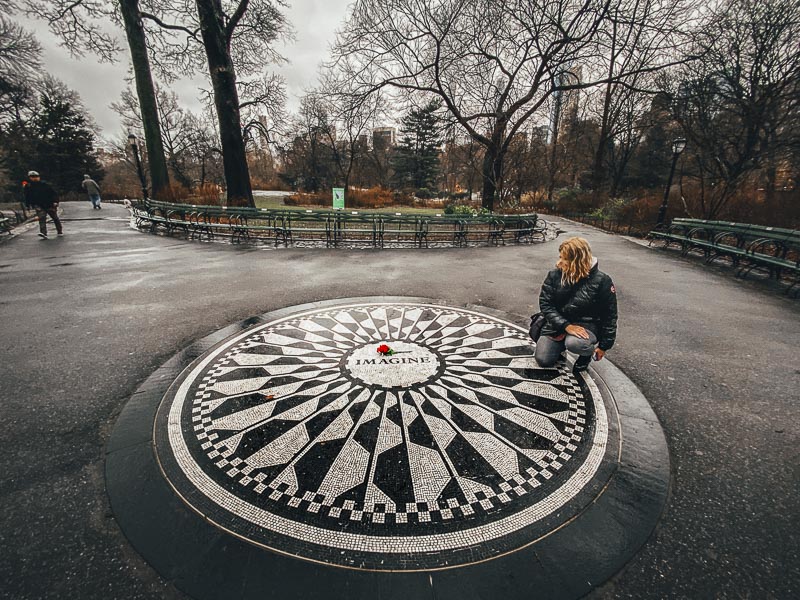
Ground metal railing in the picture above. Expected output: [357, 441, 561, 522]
[130, 200, 549, 248]
[555, 212, 655, 237]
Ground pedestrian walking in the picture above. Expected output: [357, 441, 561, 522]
[534, 237, 618, 373]
[81, 174, 102, 209]
[23, 171, 62, 239]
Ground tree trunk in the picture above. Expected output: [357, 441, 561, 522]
[764, 130, 776, 205]
[592, 23, 617, 200]
[609, 168, 623, 199]
[546, 104, 561, 205]
[344, 155, 353, 193]
[481, 148, 502, 211]
[546, 135, 559, 205]
[591, 123, 610, 197]
[168, 155, 194, 190]
[119, 0, 170, 199]
[481, 125, 506, 211]
[195, 0, 254, 207]
[696, 156, 707, 217]
[609, 146, 635, 198]
[765, 163, 776, 204]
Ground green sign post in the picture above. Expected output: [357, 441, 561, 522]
[332, 187, 345, 209]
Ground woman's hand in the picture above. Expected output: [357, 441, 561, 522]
[565, 324, 590, 339]
[594, 348, 605, 361]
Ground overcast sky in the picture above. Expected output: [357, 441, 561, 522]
[20, 0, 353, 142]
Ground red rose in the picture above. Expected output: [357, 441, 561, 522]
[377, 344, 391, 355]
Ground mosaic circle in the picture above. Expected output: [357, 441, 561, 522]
[155, 303, 610, 570]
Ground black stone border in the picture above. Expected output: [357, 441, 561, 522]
[106, 297, 670, 600]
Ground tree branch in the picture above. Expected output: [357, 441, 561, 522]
[140, 11, 199, 41]
[225, 0, 250, 42]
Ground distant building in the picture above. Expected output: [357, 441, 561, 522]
[548, 66, 582, 144]
[532, 125, 550, 144]
[95, 147, 118, 168]
[511, 131, 529, 148]
[373, 127, 397, 148]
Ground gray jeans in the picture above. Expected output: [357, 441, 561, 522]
[535, 329, 597, 367]
[35, 206, 62, 235]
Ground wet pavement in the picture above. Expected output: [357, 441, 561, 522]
[1, 201, 798, 599]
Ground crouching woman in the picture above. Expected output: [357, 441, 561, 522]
[535, 237, 618, 373]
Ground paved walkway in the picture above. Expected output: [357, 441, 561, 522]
[0, 202, 798, 599]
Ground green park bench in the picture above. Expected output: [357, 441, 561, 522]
[276, 210, 337, 247]
[487, 217, 507, 245]
[648, 218, 800, 296]
[131, 202, 166, 232]
[185, 206, 251, 242]
[238, 211, 285, 245]
[453, 219, 469, 246]
[129, 200, 542, 250]
[333, 212, 381, 247]
[374, 213, 421, 247]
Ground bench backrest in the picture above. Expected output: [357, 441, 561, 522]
[141, 200, 536, 228]
[133, 200, 555, 247]
[746, 225, 798, 242]
[670, 218, 798, 243]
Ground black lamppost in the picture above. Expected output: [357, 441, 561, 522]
[656, 138, 687, 227]
[128, 133, 149, 201]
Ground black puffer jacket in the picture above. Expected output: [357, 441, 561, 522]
[538, 261, 618, 351]
[24, 180, 58, 209]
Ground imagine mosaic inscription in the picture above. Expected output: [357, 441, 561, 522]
[159, 303, 609, 569]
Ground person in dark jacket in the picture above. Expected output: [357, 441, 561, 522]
[535, 237, 618, 373]
[23, 171, 62, 239]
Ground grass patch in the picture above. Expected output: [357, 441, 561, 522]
[253, 195, 294, 210]
[254, 195, 443, 216]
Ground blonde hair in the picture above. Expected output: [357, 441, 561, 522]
[557, 237, 593, 285]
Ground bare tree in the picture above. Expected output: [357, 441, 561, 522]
[137, 0, 291, 206]
[546, 82, 593, 203]
[0, 13, 41, 126]
[668, 0, 800, 218]
[0, 8, 41, 197]
[501, 130, 541, 206]
[439, 125, 484, 200]
[333, 0, 690, 210]
[239, 73, 287, 148]
[589, 0, 689, 196]
[302, 76, 385, 193]
[112, 85, 198, 188]
[188, 110, 224, 187]
[363, 130, 394, 188]
[194, 0, 251, 205]
[112, 86, 225, 189]
[601, 82, 655, 196]
[26, 0, 171, 198]
[0, 14, 40, 83]
[119, 0, 170, 196]
[279, 98, 333, 193]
